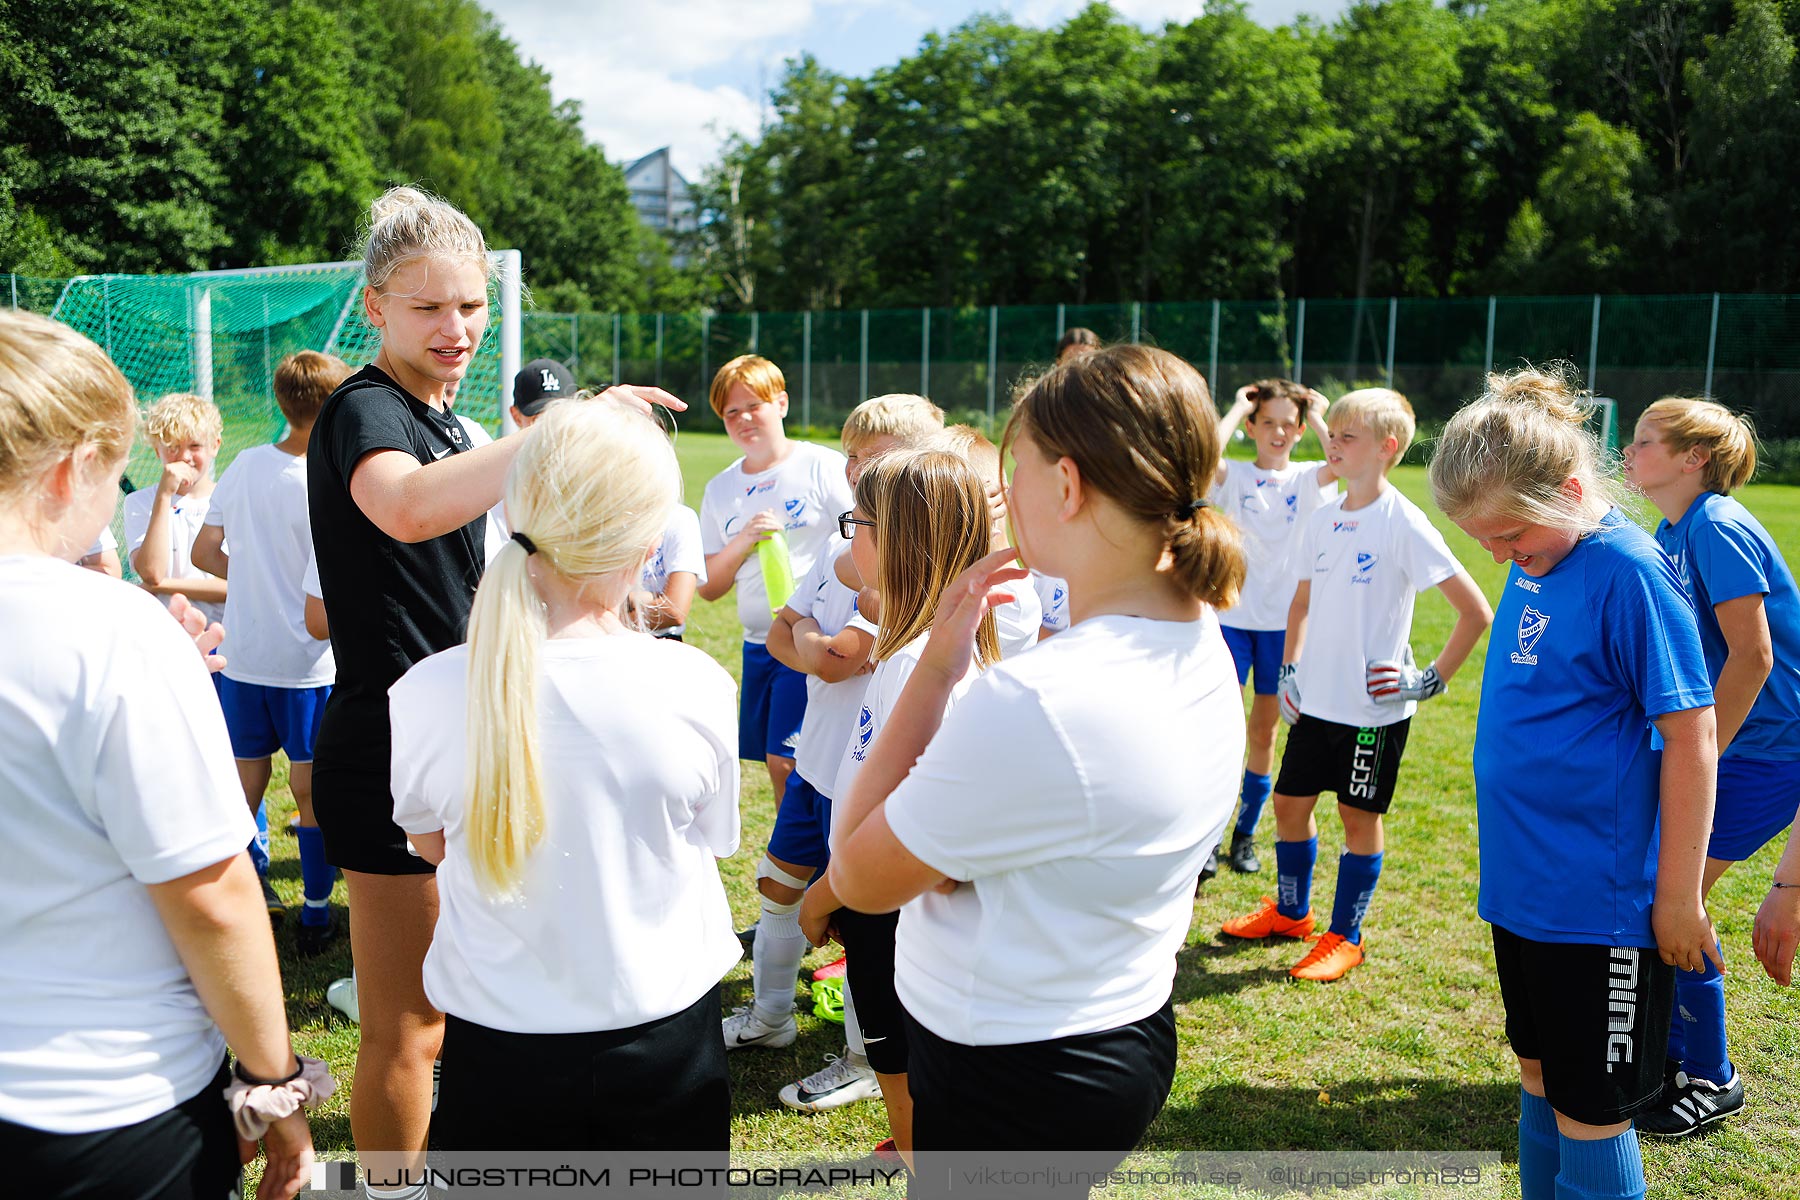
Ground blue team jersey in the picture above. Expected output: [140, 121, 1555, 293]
[1654, 492, 1800, 762]
[1474, 511, 1713, 947]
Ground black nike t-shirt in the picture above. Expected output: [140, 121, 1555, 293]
[307, 364, 486, 769]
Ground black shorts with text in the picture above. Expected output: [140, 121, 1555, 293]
[1492, 924, 1674, 1127]
[1274, 714, 1411, 814]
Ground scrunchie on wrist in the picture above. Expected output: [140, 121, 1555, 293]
[223, 1055, 337, 1140]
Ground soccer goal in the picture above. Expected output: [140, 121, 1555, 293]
[47, 251, 523, 479]
[1588, 394, 1620, 461]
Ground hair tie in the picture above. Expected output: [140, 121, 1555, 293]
[511, 531, 539, 555]
[1178, 498, 1208, 519]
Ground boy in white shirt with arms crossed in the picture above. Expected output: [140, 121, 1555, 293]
[699, 356, 853, 801]
[1209, 378, 1337, 878]
[193, 351, 351, 956]
[1221, 388, 1492, 981]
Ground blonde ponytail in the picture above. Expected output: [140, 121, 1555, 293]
[463, 399, 681, 897]
[1640, 397, 1759, 494]
[1430, 363, 1622, 532]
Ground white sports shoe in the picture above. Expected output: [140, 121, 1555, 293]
[326, 976, 359, 1024]
[721, 1005, 797, 1051]
[779, 1049, 881, 1112]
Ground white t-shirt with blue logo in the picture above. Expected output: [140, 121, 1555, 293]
[1475, 511, 1713, 946]
[1211, 459, 1338, 632]
[1033, 572, 1070, 634]
[639, 505, 707, 639]
[1654, 492, 1800, 762]
[700, 443, 852, 644]
[832, 635, 977, 849]
[1294, 485, 1462, 728]
[789, 537, 877, 799]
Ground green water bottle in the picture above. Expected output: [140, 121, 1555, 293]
[758, 529, 796, 614]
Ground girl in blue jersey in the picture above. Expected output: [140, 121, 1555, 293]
[1622, 397, 1800, 1133]
[1430, 368, 1719, 1200]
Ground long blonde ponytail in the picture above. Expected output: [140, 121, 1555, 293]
[464, 399, 681, 897]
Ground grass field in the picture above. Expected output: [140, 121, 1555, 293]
[261, 431, 1800, 1196]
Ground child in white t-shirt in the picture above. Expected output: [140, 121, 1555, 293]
[820, 346, 1246, 1182]
[388, 399, 739, 1152]
[940, 425, 1042, 656]
[632, 504, 707, 640]
[1208, 379, 1337, 878]
[698, 356, 853, 801]
[798, 447, 1002, 1168]
[124, 392, 226, 625]
[726, 394, 944, 1119]
[193, 351, 350, 957]
[1221, 388, 1492, 983]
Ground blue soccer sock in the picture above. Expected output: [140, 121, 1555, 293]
[1235, 770, 1273, 837]
[1274, 837, 1318, 919]
[1674, 947, 1731, 1084]
[1555, 1128, 1645, 1200]
[1518, 1089, 1560, 1200]
[247, 801, 270, 876]
[1329, 851, 1384, 944]
[295, 824, 334, 929]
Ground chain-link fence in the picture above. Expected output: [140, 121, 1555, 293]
[10, 274, 1798, 446]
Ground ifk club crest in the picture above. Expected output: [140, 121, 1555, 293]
[1512, 605, 1549, 665]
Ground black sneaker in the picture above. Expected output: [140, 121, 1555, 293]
[1228, 830, 1261, 874]
[295, 914, 339, 958]
[1637, 1069, 1744, 1137]
[1196, 848, 1219, 891]
[737, 919, 759, 958]
[260, 875, 287, 925]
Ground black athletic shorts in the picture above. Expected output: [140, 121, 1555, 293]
[836, 908, 906, 1075]
[1274, 714, 1411, 814]
[311, 691, 434, 876]
[432, 985, 730, 1152]
[1, 1060, 237, 1200]
[903, 1000, 1177, 1199]
[1491, 924, 1674, 1126]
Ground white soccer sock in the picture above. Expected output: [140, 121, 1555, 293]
[842, 979, 869, 1067]
[751, 895, 806, 1024]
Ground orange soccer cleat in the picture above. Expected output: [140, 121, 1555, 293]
[1220, 896, 1316, 941]
[1289, 932, 1365, 981]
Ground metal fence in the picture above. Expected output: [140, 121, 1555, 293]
[10, 276, 1799, 439]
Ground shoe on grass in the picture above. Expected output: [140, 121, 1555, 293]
[1220, 896, 1315, 940]
[721, 1005, 797, 1051]
[872, 1137, 903, 1166]
[1290, 932, 1365, 981]
[811, 954, 847, 981]
[737, 919, 759, 958]
[325, 976, 359, 1024]
[1196, 848, 1219, 891]
[260, 875, 287, 925]
[1228, 830, 1261, 874]
[779, 1049, 880, 1112]
[1638, 1069, 1744, 1137]
[295, 913, 339, 958]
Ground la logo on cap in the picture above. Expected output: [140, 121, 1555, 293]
[540, 368, 561, 392]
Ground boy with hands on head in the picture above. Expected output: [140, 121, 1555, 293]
[1210, 379, 1337, 876]
[1225, 388, 1492, 982]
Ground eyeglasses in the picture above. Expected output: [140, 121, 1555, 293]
[838, 511, 876, 540]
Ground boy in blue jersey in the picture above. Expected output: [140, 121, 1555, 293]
[1433, 370, 1720, 1200]
[1624, 397, 1800, 1135]
[1219, 388, 1491, 982]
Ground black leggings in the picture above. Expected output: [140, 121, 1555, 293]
[0, 1060, 238, 1200]
[432, 985, 730, 1151]
[835, 907, 907, 1075]
[904, 1001, 1177, 1198]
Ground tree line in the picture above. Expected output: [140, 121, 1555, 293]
[694, 0, 1800, 312]
[0, 0, 695, 312]
[5, 0, 1797, 316]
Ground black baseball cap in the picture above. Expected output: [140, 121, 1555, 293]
[513, 358, 577, 416]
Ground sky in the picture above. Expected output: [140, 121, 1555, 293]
[480, 0, 1350, 181]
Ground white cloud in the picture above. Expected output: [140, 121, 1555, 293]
[484, 0, 877, 179]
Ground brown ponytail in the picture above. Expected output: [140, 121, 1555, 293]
[1006, 344, 1245, 610]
